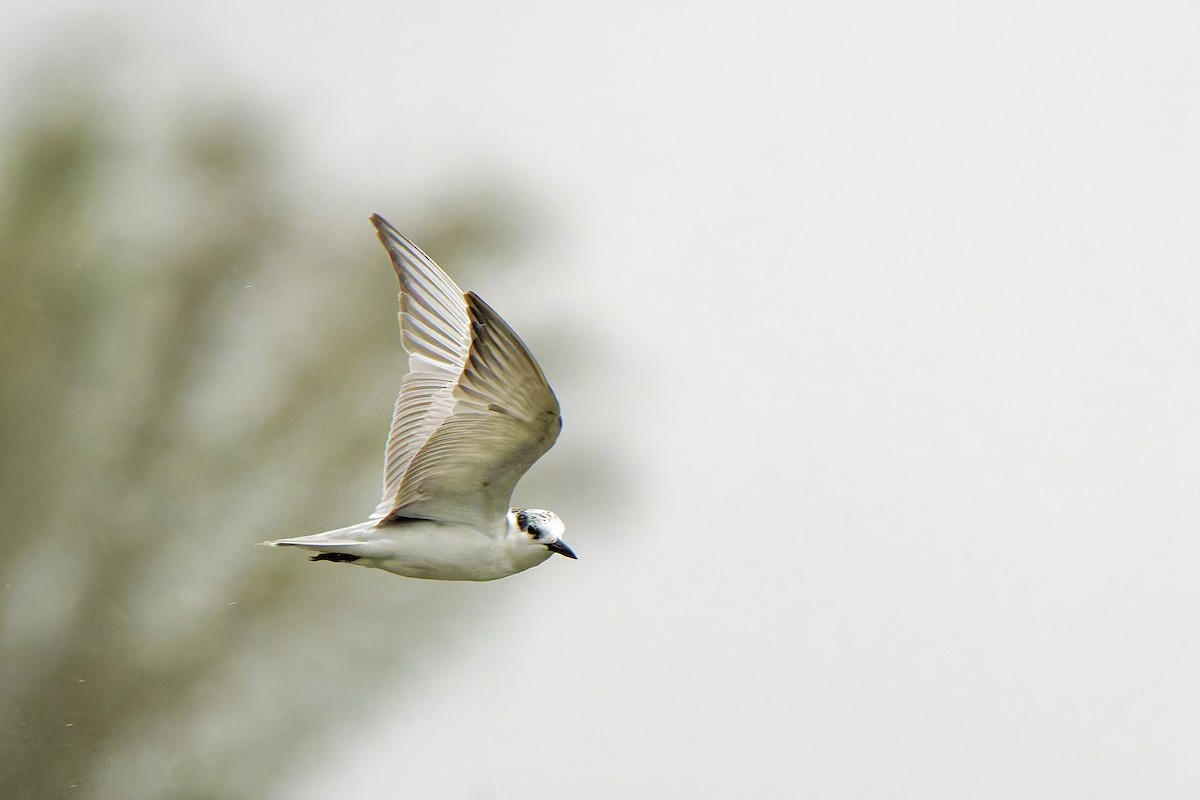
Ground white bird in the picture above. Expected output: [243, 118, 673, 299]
[264, 214, 573, 581]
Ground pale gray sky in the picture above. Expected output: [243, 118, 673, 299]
[7, 1, 1199, 797]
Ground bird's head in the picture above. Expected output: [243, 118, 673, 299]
[515, 508, 576, 559]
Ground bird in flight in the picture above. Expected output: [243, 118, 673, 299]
[264, 214, 573, 581]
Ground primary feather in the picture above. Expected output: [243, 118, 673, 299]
[368, 215, 561, 529]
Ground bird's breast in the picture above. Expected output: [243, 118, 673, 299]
[367, 519, 550, 581]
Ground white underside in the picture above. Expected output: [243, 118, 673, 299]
[266, 514, 552, 582]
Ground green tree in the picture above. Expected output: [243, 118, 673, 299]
[0, 77, 538, 799]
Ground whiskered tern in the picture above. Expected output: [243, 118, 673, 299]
[264, 215, 572, 581]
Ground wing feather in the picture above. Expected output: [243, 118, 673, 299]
[369, 215, 471, 520]
[367, 215, 561, 528]
[384, 292, 561, 526]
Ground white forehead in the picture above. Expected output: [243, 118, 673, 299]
[519, 508, 565, 537]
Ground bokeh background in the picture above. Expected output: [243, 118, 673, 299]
[3, 2, 1199, 798]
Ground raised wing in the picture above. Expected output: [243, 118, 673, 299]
[369, 215, 561, 528]
[369, 214, 471, 520]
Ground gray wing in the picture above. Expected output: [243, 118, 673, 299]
[369, 214, 471, 521]
[368, 215, 561, 528]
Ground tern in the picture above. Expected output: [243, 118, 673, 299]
[264, 214, 573, 581]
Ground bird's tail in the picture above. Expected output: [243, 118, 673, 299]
[260, 523, 376, 556]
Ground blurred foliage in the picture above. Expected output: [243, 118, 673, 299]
[0, 78, 540, 799]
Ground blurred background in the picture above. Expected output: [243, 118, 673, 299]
[2, 2, 1198, 798]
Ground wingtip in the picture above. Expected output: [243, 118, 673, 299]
[369, 213, 393, 237]
[463, 291, 494, 323]
[370, 214, 410, 277]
